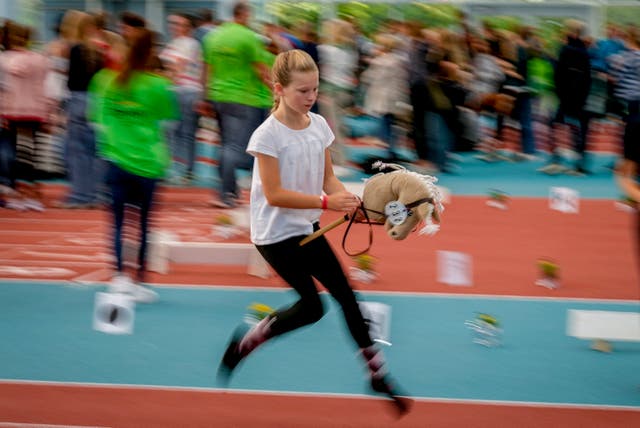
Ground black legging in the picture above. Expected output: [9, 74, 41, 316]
[256, 225, 373, 349]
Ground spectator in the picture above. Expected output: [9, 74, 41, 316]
[590, 24, 628, 118]
[614, 26, 640, 176]
[202, 1, 271, 208]
[193, 9, 217, 45]
[160, 12, 204, 183]
[539, 19, 592, 176]
[407, 22, 433, 169]
[0, 22, 50, 210]
[118, 11, 146, 45]
[89, 28, 178, 301]
[361, 33, 409, 161]
[317, 19, 358, 171]
[92, 11, 127, 70]
[43, 13, 71, 108]
[56, 11, 104, 208]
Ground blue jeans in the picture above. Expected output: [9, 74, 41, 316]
[167, 87, 202, 176]
[425, 111, 453, 171]
[518, 96, 535, 155]
[64, 91, 99, 204]
[107, 162, 158, 280]
[379, 113, 397, 158]
[213, 102, 266, 201]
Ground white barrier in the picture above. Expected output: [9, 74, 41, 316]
[125, 230, 271, 279]
[566, 309, 640, 352]
[151, 241, 271, 278]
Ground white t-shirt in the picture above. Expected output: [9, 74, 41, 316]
[159, 36, 203, 90]
[247, 112, 334, 245]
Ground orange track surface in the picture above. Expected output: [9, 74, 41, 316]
[1, 184, 639, 427]
[1, 185, 637, 299]
[1, 383, 639, 428]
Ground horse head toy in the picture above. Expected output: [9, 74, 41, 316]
[360, 162, 444, 240]
[299, 162, 444, 254]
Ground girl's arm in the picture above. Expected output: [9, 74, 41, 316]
[256, 149, 359, 212]
[322, 148, 360, 211]
[616, 159, 640, 203]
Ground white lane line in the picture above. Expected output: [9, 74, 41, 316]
[38, 237, 105, 246]
[0, 260, 106, 267]
[0, 218, 103, 224]
[132, 284, 640, 305]
[0, 231, 101, 235]
[0, 279, 637, 305]
[0, 245, 103, 250]
[1, 379, 638, 412]
[19, 251, 112, 262]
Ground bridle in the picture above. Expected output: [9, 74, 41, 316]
[341, 197, 436, 256]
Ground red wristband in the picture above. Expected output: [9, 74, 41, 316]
[321, 194, 328, 210]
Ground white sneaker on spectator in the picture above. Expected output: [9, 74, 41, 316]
[23, 198, 45, 212]
[109, 273, 136, 294]
[6, 199, 26, 211]
[109, 274, 158, 303]
[131, 285, 159, 303]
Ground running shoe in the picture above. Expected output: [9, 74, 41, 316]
[370, 375, 413, 417]
[217, 323, 251, 386]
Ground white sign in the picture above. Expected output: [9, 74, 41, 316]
[93, 292, 135, 335]
[359, 301, 392, 346]
[549, 187, 580, 214]
[437, 251, 473, 286]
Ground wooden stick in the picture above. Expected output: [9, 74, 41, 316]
[299, 214, 349, 246]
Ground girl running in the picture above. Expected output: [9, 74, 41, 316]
[217, 49, 411, 416]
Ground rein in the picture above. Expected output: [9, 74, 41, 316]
[341, 197, 435, 257]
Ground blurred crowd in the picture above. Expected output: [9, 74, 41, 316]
[1, 2, 639, 211]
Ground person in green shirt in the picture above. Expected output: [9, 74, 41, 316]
[89, 27, 178, 303]
[256, 47, 276, 111]
[202, 1, 271, 208]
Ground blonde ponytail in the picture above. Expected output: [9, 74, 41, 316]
[271, 95, 281, 113]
